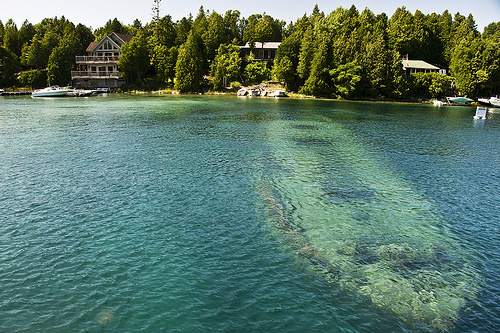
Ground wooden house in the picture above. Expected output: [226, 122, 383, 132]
[402, 55, 444, 77]
[71, 32, 133, 89]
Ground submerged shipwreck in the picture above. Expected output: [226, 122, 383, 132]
[257, 115, 479, 330]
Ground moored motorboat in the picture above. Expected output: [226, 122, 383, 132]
[65, 88, 95, 97]
[447, 96, 473, 104]
[478, 98, 491, 105]
[478, 96, 500, 107]
[488, 96, 500, 107]
[31, 86, 68, 98]
[237, 88, 248, 96]
[268, 90, 288, 97]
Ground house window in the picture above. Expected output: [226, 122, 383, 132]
[91, 66, 97, 72]
[108, 66, 113, 72]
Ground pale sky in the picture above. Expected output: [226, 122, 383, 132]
[2, 1, 500, 32]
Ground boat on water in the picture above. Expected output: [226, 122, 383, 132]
[65, 88, 95, 97]
[478, 96, 500, 107]
[446, 96, 474, 104]
[31, 86, 68, 98]
[268, 90, 288, 98]
[237, 88, 248, 96]
[237, 88, 261, 97]
[0, 89, 4, 95]
[488, 97, 500, 107]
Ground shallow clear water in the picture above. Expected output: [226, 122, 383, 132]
[0, 94, 498, 332]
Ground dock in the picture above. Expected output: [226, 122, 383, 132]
[1, 91, 32, 96]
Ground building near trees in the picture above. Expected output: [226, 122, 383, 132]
[402, 55, 444, 77]
[71, 32, 133, 88]
[240, 42, 280, 63]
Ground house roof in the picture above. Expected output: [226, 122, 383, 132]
[113, 32, 134, 44]
[402, 60, 440, 70]
[86, 41, 99, 52]
[241, 42, 281, 49]
[86, 32, 134, 52]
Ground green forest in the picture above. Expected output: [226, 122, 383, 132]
[1, 3, 500, 100]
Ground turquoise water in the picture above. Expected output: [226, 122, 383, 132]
[0, 94, 498, 332]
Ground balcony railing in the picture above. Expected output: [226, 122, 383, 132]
[75, 56, 120, 63]
[71, 71, 122, 79]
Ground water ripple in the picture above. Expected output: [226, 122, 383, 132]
[0, 95, 498, 332]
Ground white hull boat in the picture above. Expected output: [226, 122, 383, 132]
[478, 96, 500, 107]
[65, 89, 95, 97]
[268, 90, 288, 97]
[488, 97, 500, 107]
[237, 88, 248, 96]
[32, 86, 68, 98]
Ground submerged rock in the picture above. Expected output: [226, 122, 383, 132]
[97, 308, 114, 326]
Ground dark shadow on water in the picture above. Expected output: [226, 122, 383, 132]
[292, 124, 319, 130]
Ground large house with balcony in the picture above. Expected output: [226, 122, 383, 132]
[71, 32, 133, 89]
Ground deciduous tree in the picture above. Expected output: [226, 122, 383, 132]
[118, 32, 151, 82]
[211, 44, 241, 91]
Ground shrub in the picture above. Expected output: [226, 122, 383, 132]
[230, 81, 241, 91]
[409, 72, 452, 99]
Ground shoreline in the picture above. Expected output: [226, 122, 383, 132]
[121, 89, 478, 107]
[1, 86, 479, 107]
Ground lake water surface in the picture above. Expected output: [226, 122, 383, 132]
[0, 94, 499, 332]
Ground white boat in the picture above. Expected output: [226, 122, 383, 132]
[0, 89, 4, 95]
[474, 106, 487, 119]
[490, 97, 500, 107]
[237, 88, 248, 96]
[268, 90, 288, 97]
[31, 86, 68, 98]
[482, 96, 500, 107]
[65, 89, 95, 97]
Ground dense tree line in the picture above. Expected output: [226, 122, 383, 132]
[1, 5, 499, 99]
[0, 17, 93, 87]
